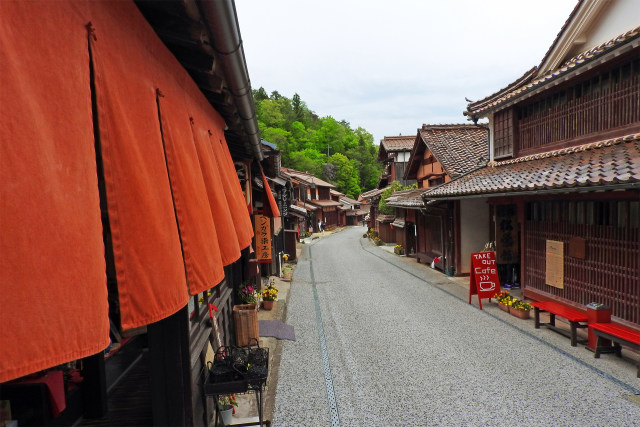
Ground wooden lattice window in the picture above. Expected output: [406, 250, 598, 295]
[493, 109, 514, 158]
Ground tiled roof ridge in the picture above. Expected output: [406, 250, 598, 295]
[468, 25, 640, 115]
[383, 135, 414, 140]
[418, 126, 489, 177]
[420, 123, 485, 130]
[490, 133, 640, 167]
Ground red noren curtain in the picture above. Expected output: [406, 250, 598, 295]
[0, 1, 109, 382]
[156, 87, 226, 294]
[260, 166, 281, 218]
[88, 1, 190, 329]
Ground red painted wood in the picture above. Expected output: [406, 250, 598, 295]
[530, 301, 588, 322]
[590, 323, 640, 345]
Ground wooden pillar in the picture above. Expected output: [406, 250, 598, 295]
[82, 352, 107, 418]
[148, 306, 192, 427]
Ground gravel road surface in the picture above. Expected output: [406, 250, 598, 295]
[273, 227, 640, 426]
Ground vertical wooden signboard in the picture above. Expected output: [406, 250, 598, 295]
[469, 251, 500, 309]
[545, 240, 564, 289]
[254, 214, 272, 263]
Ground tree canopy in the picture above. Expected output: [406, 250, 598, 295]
[254, 88, 382, 199]
[378, 181, 417, 215]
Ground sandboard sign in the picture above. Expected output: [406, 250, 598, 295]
[469, 251, 500, 309]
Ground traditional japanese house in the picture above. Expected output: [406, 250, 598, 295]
[387, 124, 488, 273]
[0, 1, 266, 425]
[385, 188, 426, 256]
[425, 0, 640, 329]
[280, 168, 341, 229]
[359, 187, 385, 230]
[377, 135, 417, 187]
[338, 195, 368, 226]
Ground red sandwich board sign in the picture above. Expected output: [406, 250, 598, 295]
[469, 251, 500, 309]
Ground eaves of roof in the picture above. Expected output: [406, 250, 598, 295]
[422, 134, 640, 200]
[417, 124, 489, 178]
[306, 199, 342, 207]
[466, 26, 640, 117]
[386, 188, 427, 209]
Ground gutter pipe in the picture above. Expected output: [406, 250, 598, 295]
[197, 0, 263, 161]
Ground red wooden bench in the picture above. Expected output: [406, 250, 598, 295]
[531, 301, 588, 347]
[591, 323, 640, 378]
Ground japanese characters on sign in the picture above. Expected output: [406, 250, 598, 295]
[254, 214, 272, 262]
[469, 251, 500, 309]
[545, 240, 564, 289]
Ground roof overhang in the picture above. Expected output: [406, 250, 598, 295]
[467, 30, 640, 119]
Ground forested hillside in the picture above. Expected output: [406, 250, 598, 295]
[254, 88, 382, 198]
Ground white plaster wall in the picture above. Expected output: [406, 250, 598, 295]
[583, 0, 639, 49]
[460, 198, 490, 274]
[567, 0, 640, 59]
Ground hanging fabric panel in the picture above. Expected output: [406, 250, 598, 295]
[190, 119, 242, 266]
[156, 88, 226, 294]
[260, 166, 282, 218]
[187, 92, 254, 251]
[88, 1, 189, 330]
[0, 1, 109, 382]
[207, 126, 255, 250]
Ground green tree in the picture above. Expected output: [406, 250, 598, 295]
[328, 153, 361, 199]
[257, 99, 285, 128]
[254, 88, 383, 194]
[378, 181, 417, 215]
[254, 87, 268, 102]
[289, 149, 326, 177]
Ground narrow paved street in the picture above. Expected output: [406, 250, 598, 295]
[273, 227, 640, 426]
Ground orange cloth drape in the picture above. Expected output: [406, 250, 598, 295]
[156, 89, 226, 294]
[88, 0, 254, 326]
[260, 167, 281, 218]
[188, 92, 254, 251]
[190, 119, 242, 267]
[1, 0, 257, 382]
[0, 1, 109, 382]
[88, 2, 189, 329]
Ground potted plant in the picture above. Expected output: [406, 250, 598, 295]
[261, 280, 278, 310]
[217, 394, 237, 425]
[494, 290, 511, 312]
[238, 282, 258, 305]
[394, 244, 404, 255]
[509, 299, 532, 319]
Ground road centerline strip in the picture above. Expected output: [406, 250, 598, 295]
[309, 247, 341, 427]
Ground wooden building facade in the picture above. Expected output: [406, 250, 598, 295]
[426, 1, 640, 329]
[386, 124, 488, 275]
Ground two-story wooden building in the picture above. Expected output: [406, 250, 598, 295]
[424, 0, 640, 329]
[281, 168, 341, 230]
[377, 135, 417, 188]
[386, 124, 488, 274]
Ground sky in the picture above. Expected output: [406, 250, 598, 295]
[235, 0, 579, 144]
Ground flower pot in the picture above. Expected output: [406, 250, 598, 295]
[262, 300, 275, 310]
[498, 302, 509, 312]
[218, 406, 233, 425]
[509, 307, 531, 319]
